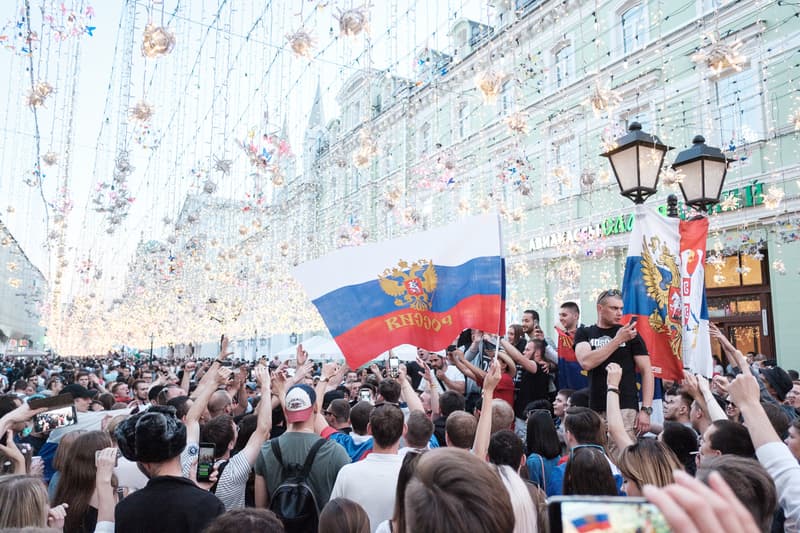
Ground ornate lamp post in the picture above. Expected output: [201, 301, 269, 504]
[600, 122, 673, 204]
[672, 135, 731, 212]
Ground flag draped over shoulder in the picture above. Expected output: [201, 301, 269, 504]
[292, 215, 505, 369]
[621, 205, 712, 381]
[555, 326, 588, 389]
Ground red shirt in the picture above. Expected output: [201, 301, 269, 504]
[477, 373, 515, 409]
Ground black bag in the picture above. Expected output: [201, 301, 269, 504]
[269, 438, 326, 533]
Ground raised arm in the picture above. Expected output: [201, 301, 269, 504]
[634, 354, 654, 434]
[398, 363, 423, 413]
[418, 358, 440, 418]
[185, 367, 231, 443]
[683, 371, 726, 422]
[500, 338, 537, 374]
[472, 360, 501, 460]
[94, 447, 118, 527]
[240, 366, 273, 466]
[452, 352, 483, 382]
[605, 363, 634, 455]
[230, 366, 249, 417]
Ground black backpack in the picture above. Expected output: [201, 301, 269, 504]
[269, 438, 326, 533]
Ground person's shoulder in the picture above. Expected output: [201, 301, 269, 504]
[320, 438, 351, 463]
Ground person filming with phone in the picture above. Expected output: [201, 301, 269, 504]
[574, 289, 654, 456]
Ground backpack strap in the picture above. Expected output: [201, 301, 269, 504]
[209, 459, 230, 494]
[271, 439, 289, 476]
[299, 439, 326, 479]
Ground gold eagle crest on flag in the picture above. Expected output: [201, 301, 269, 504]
[378, 259, 437, 311]
[641, 236, 682, 359]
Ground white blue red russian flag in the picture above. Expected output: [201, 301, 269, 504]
[293, 215, 506, 369]
[621, 205, 712, 381]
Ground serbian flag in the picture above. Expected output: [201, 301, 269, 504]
[621, 205, 713, 381]
[293, 214, 505, 369]
[680, 217, 713, 377]
[555, 327, 588, 389]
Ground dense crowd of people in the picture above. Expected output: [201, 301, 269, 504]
[1, 291, 799, 532]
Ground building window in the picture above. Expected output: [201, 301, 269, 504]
[500, 82, 513, 113]
[554, 43, 573, 89]
[420, 122, 432, 156]
[457, 103, 468, 139]
[713, 66, 763, 149]
[621, 4, 646, 55]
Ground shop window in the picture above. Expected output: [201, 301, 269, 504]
[705, 251, 765, 289]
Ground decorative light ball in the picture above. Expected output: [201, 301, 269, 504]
[142, 23, 176, 58]
[129, 101, 155, 122]
[580, 169, 596, 187]
[336, 7, 369, 37]
[26, 81, 55, 108]
[238, 225, 248, 236]
[42, 151, 59, 166]
[285, 29, 316, 58]
[474, 69, 504, 103]
[203, 179, 217, 194]
[505, 112, 530, 135]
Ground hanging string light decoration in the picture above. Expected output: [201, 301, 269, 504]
[762, 186, 785, 210]
[92, 151, 136, 233]
[719, 194, 740, 211]
[26, 81, 55, 108]
[335, 6, 369, 37]
[586, 81, 621, 116]
[212, 155, 232, 175]
[142, 22, 175, 58]
[474, 68, 505, 104]
[129, 100, 155, 122]
[285, 29, 317, 58]
[660, 165, 684, 187]
[691, 32, 746, 75]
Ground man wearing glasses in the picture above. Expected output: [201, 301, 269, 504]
[574, 289, 654, 450]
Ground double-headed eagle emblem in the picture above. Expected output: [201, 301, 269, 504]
[378, 259, 437, 310]
[641, 236, 682, 359]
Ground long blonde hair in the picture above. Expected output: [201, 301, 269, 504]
[0, 475, 50, 528]
[496, 464, 539, 533]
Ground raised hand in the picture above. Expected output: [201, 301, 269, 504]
[606, 362, 622, 388]
[484, 359, 502, 393]
[296, 344, 308, 366]
[215, 367, 233, 385]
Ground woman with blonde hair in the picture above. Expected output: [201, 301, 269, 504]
[53, 430, 117, 533]
[0, 474, 67, 529]
[616, 438, 683, 495]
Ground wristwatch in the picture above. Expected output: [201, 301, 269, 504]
[640, 406, 653, 415]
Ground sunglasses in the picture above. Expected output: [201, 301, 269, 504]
[597, 289, 622, 304]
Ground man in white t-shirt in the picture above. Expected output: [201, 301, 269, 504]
[417, 352, 465, 394]
[330, 403, 406, 533]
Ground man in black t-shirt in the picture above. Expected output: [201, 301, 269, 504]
[574, 289, 654, 445]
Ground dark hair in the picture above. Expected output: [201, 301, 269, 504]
[233, 415, 257, 454]
[560, 302, 580, 314]
[563, 446, 617, 496]
[661, 421, 699, 476]
[445, 411, 477, 449]
[97, 393, 115, 411]
[369, 404, 404, 448]
[203, 508, 284, 533]
[557, 389, 575, 400]
[708, 420, 755, 458]
[390, 451, 424, 533]
[488, 429, 525, 469]
[439, 391, 465, 417]
[564, 406, 604, 446]
[201, 415, 236, 458]
[761, 402, 790, 440]
[148, 384, 165, 402]
[405, 448, 514, 533]
[350, 401, 374, 434]
[327, 399, 351, 424]
[115, 405, 187, 463]
[667, 388, 694, 410]
[166, 395, 192, 420]
[377, 379, 401, 403]
[696, 455, 777, 532]
[525, 399, 553, 418]
[567, 388, 589, 407]
[318, 498, 370, 533]
[523, 310, 541, 323]
[526, 410, 561, 459]
[405, 410, 434, 448]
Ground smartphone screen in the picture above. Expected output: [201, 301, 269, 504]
[389, 356, 399, 378]
[359, 388, 372, 404]
[33, 405, 77, 433]
[197, 443, 215, 482]
[547, 496, 669, 533]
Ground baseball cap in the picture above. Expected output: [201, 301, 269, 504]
[62, 384, 96, 399]
[285, 384, 316, 423]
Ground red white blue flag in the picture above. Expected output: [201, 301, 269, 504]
[621, 205, 712, 381]
[293, 215, 506, 369]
